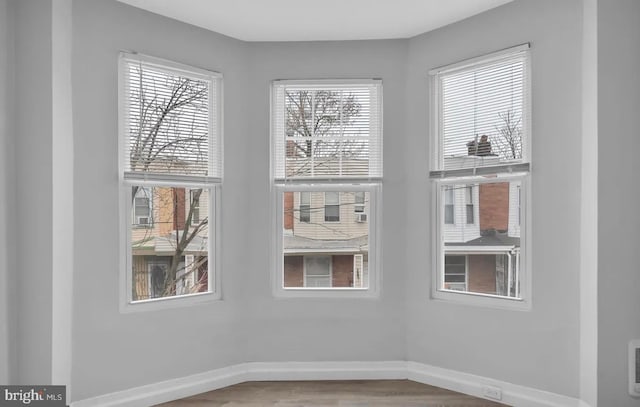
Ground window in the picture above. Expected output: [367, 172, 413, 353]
[430, 44, 530, 308]
[354, 192, 365, 213]
[119, 53, 222, 309]
[272, 79, 382, 297]
[444, 255, 466, 291]
[299, 192, 311, 223]
[444, 187, 454, 224]
[304, 256, 332, 287]
[465, 186, 474, 224]
[324, 192, 340, 222]
[133, 186, 152, 226]
[189, 190, 201, 225]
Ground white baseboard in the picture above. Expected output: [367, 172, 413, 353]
[407, 361, 582, 407]
[71, 361, 583, 407]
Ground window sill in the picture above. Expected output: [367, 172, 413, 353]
[431, 288, 531, 311]
[120, 290, 221, 313]
[274, 287, 380, 299]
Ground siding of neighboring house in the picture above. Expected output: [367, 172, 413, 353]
[443, 185, 480, 243]
[291, 191, 368, 240]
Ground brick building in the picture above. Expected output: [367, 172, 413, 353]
[282, 190, 369, 288]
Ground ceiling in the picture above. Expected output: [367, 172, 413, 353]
[116, 0, 513, 42]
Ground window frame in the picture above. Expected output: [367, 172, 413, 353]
[271, 79, 382, 299]
[429, 44, 532, 310]
[118, 52, 223, 312]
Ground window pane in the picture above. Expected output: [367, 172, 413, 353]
[442, 180, 521, 298]
[278, 84, 382, 179]
[283, 190, 369, 289]
[131, 186, 209, 301]
[123, 61, 213, 176]
[324, 192, 340, 222]
[439, 52, 528, 170]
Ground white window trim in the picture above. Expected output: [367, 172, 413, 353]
[270, 79, 382, 299]
[272, 183, 381, 298]
[118, 52, 223, 313]
[429, 44, 531, 310]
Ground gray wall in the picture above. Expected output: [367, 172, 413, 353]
[4, 0, 617, 404]
[70, 0, 250, 401]
[0, 0, 16, 385]
[245, 40, 408, 363]
[13, 0, 55, 384]
[598, 0, 640, 405]
[404, 0, 583, 397]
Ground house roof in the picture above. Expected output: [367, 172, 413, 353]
[445, 231, 520, 248]
[284, 234, 368, 254]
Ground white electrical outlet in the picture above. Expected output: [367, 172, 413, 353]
[482, 385, 502, 401]
[630, 340, 640, 397]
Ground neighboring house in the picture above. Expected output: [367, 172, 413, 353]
[443, 151, 521, 297]
[283, 190, 369, 288]
[130, 186, 209, 300]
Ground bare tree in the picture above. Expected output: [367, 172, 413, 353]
[492, 110, 523, 160]
[286, 90, 361, 156]
[128, 66, 210, 300]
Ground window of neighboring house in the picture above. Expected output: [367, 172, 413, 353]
[324, 192, 340, 222]
[119, 53, 222, 310]
[465, 186, 474, 224]
[272, 79, 382, 297]
[354, 192, 365, 213]
[299, 191, 311, 223]
[189, 189, 201, 225]
[444, 255, 466, 291]
[430, 44, 531, 308]
[444, 187, 454, 224]
[133, 186, 152, 226]
[304, 256, 332, 287]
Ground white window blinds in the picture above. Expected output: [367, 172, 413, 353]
[272, 80, 382, 182]
[431, 44, 530, 176]
[120, 53, 222, 183]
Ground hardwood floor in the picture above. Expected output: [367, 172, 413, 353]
[156, 380, 508, 406]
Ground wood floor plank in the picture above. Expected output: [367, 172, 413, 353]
[156, 380, 509, 406]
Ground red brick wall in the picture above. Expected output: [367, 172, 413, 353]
[479, 182, 509, 232]
[332, 255, 353, 287]
[283, 191, 294, 230]
[283, 255, 354, 287]
[468, 254, 496, 294]
[284, 255, 303, 287]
